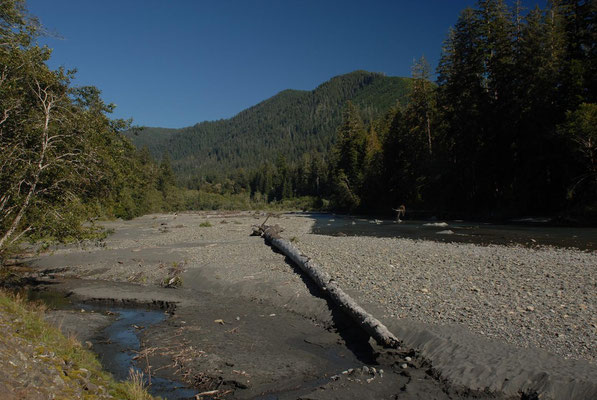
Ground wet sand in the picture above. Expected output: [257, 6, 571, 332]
[24, 212, 597, 399]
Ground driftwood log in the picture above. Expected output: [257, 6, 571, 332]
[253, 224, 400, 348]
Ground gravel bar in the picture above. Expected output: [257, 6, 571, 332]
[296, 225, 597, 362]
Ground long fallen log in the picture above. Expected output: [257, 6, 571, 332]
[253, 224, 400, 349]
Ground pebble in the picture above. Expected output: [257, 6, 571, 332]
[400, 363, 408, 369]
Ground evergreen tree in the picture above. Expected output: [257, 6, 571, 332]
[158, 153, 176, 192]
[561, 102, 597, 203]
[407, 56, 436, 155]
[436, 7, 488, 212]
[330, 101, 367, 211]
[333, 101, 366, 186]
[360, 125, 385, 210]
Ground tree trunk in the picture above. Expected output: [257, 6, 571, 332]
[255, 224, 400, 348]
[0, 95, 51, 251]
[426, 114, 433, 155]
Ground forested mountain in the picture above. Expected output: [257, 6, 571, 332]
[158, 0, 594, 220]
[126, 71, 412, 182]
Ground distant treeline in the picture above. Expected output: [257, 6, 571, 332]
[0, 0, 184, 254]
[182, 0, 596, 220]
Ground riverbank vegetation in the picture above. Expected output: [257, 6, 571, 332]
[0, 0, 188, 257]
[0, 289, 155, 399]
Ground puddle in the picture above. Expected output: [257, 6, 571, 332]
[24, 288, 196, 399]
[80, 303, 197, 399]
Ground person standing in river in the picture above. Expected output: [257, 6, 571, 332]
[393, 205, 406, 222]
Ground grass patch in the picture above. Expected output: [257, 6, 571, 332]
[0, 290, 157, 399]
[199, 221, 213, 227]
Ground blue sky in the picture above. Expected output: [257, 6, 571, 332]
[27, 0, 546, 128]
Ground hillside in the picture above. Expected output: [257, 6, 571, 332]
[126, 71, 412, 181]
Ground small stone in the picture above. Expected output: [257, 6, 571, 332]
[526, 306, 535, 312]
[84, 381, 98, 392]
[236, 316, 240, 321]
[371, 367, 377, 375]
[362, 366, 370, 374]
[404, 356, 412, 362]
[420, 288, 429, 294]
[400, 363, 408, 369]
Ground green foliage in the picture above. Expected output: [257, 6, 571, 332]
[157, 153, 176, 192]
[0, 0, 179, 254]
[428, 0, 597, 217]
[199, 221, 212, 227]
[329, 102, 367, 211]
[331, 170, 361, 212]
[125, 71, 412, 184]
[183, 190, 255, 211]
[561, 103, 597, 201]
[318, 0, 597, 219]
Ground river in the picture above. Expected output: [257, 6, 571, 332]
[308, 213, 597, 251]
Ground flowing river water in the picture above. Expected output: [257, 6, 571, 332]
[309, 213, 597, 250]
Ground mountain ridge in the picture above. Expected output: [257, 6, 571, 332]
[125, 70, 413, 182]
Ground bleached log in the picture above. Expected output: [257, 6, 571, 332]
[257, 224, 400, 348]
